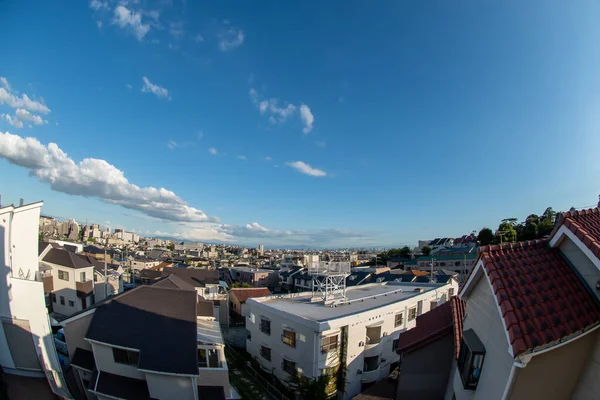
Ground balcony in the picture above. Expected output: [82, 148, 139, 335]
[360, 367, 380, 383]
[364, 340, 383, 358]
[76, 280, 93, 298]
[42, 275, 54, 294]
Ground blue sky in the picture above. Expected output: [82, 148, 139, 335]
[1, 0, 599, 248]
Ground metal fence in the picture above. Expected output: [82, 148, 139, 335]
[225, 344, 290, 400]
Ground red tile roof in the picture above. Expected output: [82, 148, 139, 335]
[397, 300, 454, 353]
[479, 240, 600, 356]
[552, 208, 600, 259]
[451, 297, 466, 359]
[230, 288, 272, 303]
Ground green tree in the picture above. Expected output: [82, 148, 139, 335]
[421, 246, 432, 256]
[167, 244, 175, 251]
[399, 246, 412, 259]
[477, 228, 494, 246]
[231, 282, 253, 288]
[496, 222, 517, 243]
[286, 373, 329, 400]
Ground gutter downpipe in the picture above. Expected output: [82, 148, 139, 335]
[501, 360, 527, 400]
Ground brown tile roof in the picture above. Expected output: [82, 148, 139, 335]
[401, 270, 429, 276]
[552, 207, 600, 258]
[76, 280, 93, 298]
[152, 261, 174, 271]
[153, 274, 195, 291]
[397, 300, 453, 353]
[43, 248, 92, 269]
[230, 288, 272, 303]
[451, 297, 466, 359]
[479, 240, 600, 356]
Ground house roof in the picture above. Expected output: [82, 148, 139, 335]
[85, 285, 198, 375]
[197, 300, 215, 317]
[477, 240, 600, 356]
[153, 274, 195, 291]
[451, 297, 466, 359]
[552, 207, 600, 259]
[397, 300, 454, 353]
[42, 248, 92, 269]
[230, 288, 272, 303]
[139, 269, 163, 280]
[71, 348, 95, 371]
[94, 371, 149, 400]
[161, 266, 219, 287]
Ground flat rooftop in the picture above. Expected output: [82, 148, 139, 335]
[249, 282, 448, 322]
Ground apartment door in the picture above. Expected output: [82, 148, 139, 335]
[1, 318, 42, 371]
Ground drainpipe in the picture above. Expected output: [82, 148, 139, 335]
[501, 360, 527, 400]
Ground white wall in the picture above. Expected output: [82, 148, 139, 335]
[90, 342, 145, 380]
[446, 274, 514, 400]
[146, 372, 195, 400]
[573, 332, 600, 400]
[558, 236, 600, 302]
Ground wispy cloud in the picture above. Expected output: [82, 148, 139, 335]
[0, 77, 50, 129]
[197, 130, 204, 139]
[286, 161, 327, 177]
[169, 21, 185, 39]
[236, 155, 247, 160]
[167, 140, 178, 150]
[0, 132, 217, 223]
[192, 33, 204, 43]
[265, 156, 272, 161]
[141, 76, 170, 100]
[125, 83, 133, 89]
[300, 104, 314, 134]
[218, 27, 244, 51]
[315, 140, 326, 148]
[250, 88, 316, 134]
[89, 0, 108, 11]
[208, 147, 218, 155]
[113, 5, 150, 41]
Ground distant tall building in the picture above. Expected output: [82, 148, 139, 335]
[258, 244, 264, 255]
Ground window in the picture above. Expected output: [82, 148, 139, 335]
[281, 329, 296, 348]
[449, 288, 455, 297]
[51, 294, 56, 303]
[94, 273, 98, 282]
[408, 307, 417, 321]
[321, 335, 338, 353]
[430, 301, 437, 310]
[260, 345, 271, 361]
[457, 329, 486, 390]
[260, 318, 271, 335]
[282, 359, 297, 376]
[363, 355, 379, 372]
[68, 300, 75, 307]
[112, 348, 139, 366]
[60, 296, 65, 306]
[80, 272, 86, 281]
[392, 338, 399, 351]
[455, 261, 461, 266]
[198, 348, 220, 368]
[58, 270, 69, 281]
[394, 313, 403, 327]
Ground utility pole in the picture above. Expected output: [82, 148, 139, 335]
[104, 245, 108, 298]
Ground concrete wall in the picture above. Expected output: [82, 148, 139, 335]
[146, 372, 195, 400]
[558, 236, 600, 302]
[91, 342, 145, 380]
[396, 334, 454, 400]
[509, 329, 598, 400]
[573, 330, 600, 400]
[49, 264, 94, 316]
[63, 312, 94, 357]
[447, 274, 514, 400]
[197, 368, 231, 398]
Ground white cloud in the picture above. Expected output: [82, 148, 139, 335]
[0, 77, 12, 92]
[258, 98, 296, 122]
[300, 104, 314, 134]
[113, 5, 150, 41]
[15, 108, 46, 125]
[169, 21, 185, 39]
[208, 147, 218, 155]
[167, 140, 178, 150]
[265, 156, 272, 161]
[125, 83, 133, 89]
[97, 20, 103, 28]
[193, 34, 204, 43]
[314, 140, 326, 148]
[89, 0, 108, 11]
[286, 161, 327, 177]
[2, 114, 23, 128]
[218, 27, 244, 51]
[141, 76, 170, 100]
[236, 155, 247, 160]
[0, 132, 216, 223]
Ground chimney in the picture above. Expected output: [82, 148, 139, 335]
[19, 198, 24, 207]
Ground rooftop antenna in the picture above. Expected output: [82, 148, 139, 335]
[19, 198, 24, 207]
[310, 261, 350, 303]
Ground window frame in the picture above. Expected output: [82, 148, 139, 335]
[408, 307, 417, 321]
[260, 345, 272, 361]
[58, 270, 69, 281]
[282, 359, 297, 376]
[394, 312, 403, 327]
[449, 288, 455, 297]
[457, 329, 486, 390]
[281, 329, 296, 348]
[320, 335, 338, 353]
[68, 300, 75, 307]
[260, 318, 271, 336]
[112, 347, 139, 366]
[60, 296, 65, 305]
[80, 271, 86, 281]
[51, 293, 57, 303]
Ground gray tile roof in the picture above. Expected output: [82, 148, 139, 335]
[42, 248, 92, 269]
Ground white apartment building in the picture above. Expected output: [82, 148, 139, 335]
[245, 280, 458, 399]
[0, 201, 72, 398]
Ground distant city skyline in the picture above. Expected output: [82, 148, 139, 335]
[1, 1, 599, 247]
